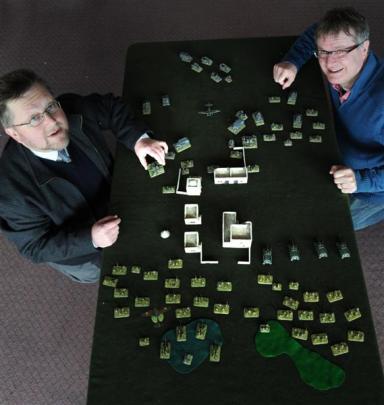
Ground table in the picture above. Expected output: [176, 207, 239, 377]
[87, 37, 384, 405]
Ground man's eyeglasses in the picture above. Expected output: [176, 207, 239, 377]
[314, 41, 364, 59]
[11, 100, 62, 128]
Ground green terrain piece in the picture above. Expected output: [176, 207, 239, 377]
[147, 161, 165, 178]
[113, 288, 128, 298]
[173, 137, 191, 153]
[112, 265, 127, 276]
[114, 307, 130, 319]
[255, 321, 345, 390]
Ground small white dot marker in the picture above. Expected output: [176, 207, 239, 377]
[160, 230, 170, 239]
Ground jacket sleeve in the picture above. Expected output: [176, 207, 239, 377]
[282, 23, 318, 71]
[355, 167, 384, 193]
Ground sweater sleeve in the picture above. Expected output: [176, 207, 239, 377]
[354, 167, 384, 193]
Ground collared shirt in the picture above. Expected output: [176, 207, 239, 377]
[332, 84, 351, 103]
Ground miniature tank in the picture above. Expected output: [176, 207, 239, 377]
[142, 101, 151, 115]
[168, 259, 183, 269]
[161, 94, 171, 107]
[347, 330, 365, 342]
[292, 113, 302, 129]
[270, 122, 283, 131]
[312, 122, 325, 130]
[305, 108, 318, 117]
[247, 164, 260, 173]
[320, 312, 336, 323]
[195, 322, 208, 340]
[219, 63, 231, 73]
[262, 247, 272, 265]
[258, 274, 273, 285]
[165, 151, 176, 160]
[173, 137, 191, 153]
[228, 118, 246, 135]
[213, 303, 230, 315]
[287, 91, 297, 105]
[207, 165, 220, 174]
[344, 307, 361, 322]
[102, 276, 118, 288]
[217, 281, 232, 292]
[268, 96, 281, 103]
[150, 310, 165, 325]
[147, 162, 165, 178]
[230, 150, 243, 159]
[143, 271, 158, 281]
[113, 288, 129, 298]
[209, 344, 222, 362]
[131, 265, 141, 274]
[331, 342, 349, 356]
[284, 139, 293, 147]
[179, 51, 193, 63]
[277, 309, 293, 321]
[259, 324, 271, 333]
[183, 353, 194, 366]
[235, 110, 248, 121]
[242, 135, 258, 149]
[193, 296, 209, 308]
[175, 307, 191, 319]
[176, 325, 187, 342]
[309, 135, 322, 143]
[201, 56, 213, 66]
[160, 341, 171, 359]
[191, 62, 203, 73]
[164, 278, 180, 289]
[337, 242, 351, 259]
[288, 242, 300, 261]
[311, 333, 328, 345]
[272, 282, 282, 291]
[165, 294, 181, 305]
[114, 307, 130, 319]
[326, 290, 343, 303]
[139, 337, 150, 347]
[112, 265, 127, 276]
[283, 296, 299, 310]
[303, 291, 319, 303]
[224, 75, 232, 83]
[292, 327, 308, 341]
[191, 277, 206, 288]
[288, 281, 299, 290]
[210, 72, 222, 83]
[263, 134, 276, 142]
[252, 111, 265, 126]
[181, 167, 190, 176]
[243, 307, 260, 318]
[314, 241, 328, 258]
[181, 160, 194, 170]
[134, 297, 150, 308]
[228, 139, 235, 149]
[162, 186, 176, 194]
[289, 131, 303, 139]
[298, 310, 314, 321]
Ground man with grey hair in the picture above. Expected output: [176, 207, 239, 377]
[273, 7, 384, 230]
[0, 69, 168, 282]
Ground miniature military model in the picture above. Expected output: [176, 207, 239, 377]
[247, 164, 260, 173]
[207, 165, 220, 174]
[271, 122, 284, 131]
[198, 103, 221, 117]
[162, 186, 176, 194]
[257, 274, 273, 285]
[160, 341, 171, 359]
[219, 63, 231, 73]
[320, 312, 336, 323]
[243, 307, 260, 318]
[309, 135, 322, 143]
[288, 242, 300, 261]
[201, 56, 213, 65]
[210, 72, 222, 83]
[179, 52, 193, 63]
[191, 62, 203, 73]
[181, 160, 194, 169]
[262, 247, 272, 265]
[242, 135, 258, 149]
[311, 333, 328, 345]
[337, 242, 351, 259]
[224, 75, 232, 83]
[168, 259, 183, 269]
[193, 296, 210, 308]
[289, 131, 303, 140]
[287, 90, 297, 105]
[259, 324, 271, 333]
[143, 271, 158, 281]
[143, 307, 167, 327]
[292, 327, 308, 341]
[191, 277, 206, 288]
[344, 307, 362, 322]
[175, 307, 191, 319]
[142, 101, 151, 115]
[284, 139, 293, 147]
[165, 294, 181, 305]
[213, 303, 230, 315]
[314, 241, 328, 259]
[114, 307, 130, 319]
[161, 95, 171, 107]
[176, 325, 187, 342]
[277, 309, 293, 321]
[134, 297, 150, 308]
[303, 291, 319, 303]
[165, 151, 176, 160]
[283, 296, 299, 310]
[228, 139, 235, 149]
[326, 290, 343, 303]
[131, 265, 141, 274]
[102, 276, 118, 288]
[288, 281, 299, 290]
[147, 161, 165, 178]
[331, 342, 349, 356]
[139, 337, 150, 347]
[230, 150, 243, 159]
[173, 137, 191, 153]
[228, 118, 246, 135]
[268, 96, 281, 103]
[252, 111, 265, 126]
[183, 353, 194, 366]
[209, 344, 221, 362]
[305, 108, 318, 116]
[292, 113, 302, 129]
[347, 330, 365, 342]
[195, 322, 208, 340]
[313, 122, 325, 130]
[263, 133, 276, 142]
[164, 278, 180, 289]
[236, 110, 248, 121]
[112, 265, 127, 276]
[113, 288, 129, 298]
[181, 167, 190, 176]
[298, 310, 314, 321]
[272, 282, 283, 291]
[217, 281, 232, 292]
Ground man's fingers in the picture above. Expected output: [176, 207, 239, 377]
[139, 154, 148, 169]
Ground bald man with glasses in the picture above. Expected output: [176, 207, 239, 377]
[273, 7, 384, 231]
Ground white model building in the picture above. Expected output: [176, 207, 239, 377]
[176, 169, 202, 195]
[184, 204, 201, 225]
[184, 232, 219, 264]
[213, 147, 248, 184]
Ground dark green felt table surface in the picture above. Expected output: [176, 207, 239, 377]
[87, 37, 384, 405]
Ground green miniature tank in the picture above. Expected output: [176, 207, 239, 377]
[282, 296, 299, 310]
[213, 303, 230, 315]
[292, 327, 308, 341]
[284, 139, 293, 147]
[112, 265, 127, 276]
[195, 322, 208, 340]
[224, 75, 232, 83]
[131, 265, 141, 274]
[258, 274, 273, 285]
[191, 276, 206, 288]
[309, 135, 322, 143]
[272, 282, 283, 291]
[162, 185, 176, 194]
[201, 56, 213, 66]
[193, 296, 209, 308]
[277, 309, 294, 321]
[270, 122, 284, 131]
[173, 137, 191, 153]
[217, 281, 232, 292]
[228, 139, 235, 149]
[139, 337, 150, 347]
[288, 281, 299, 290]
[183, 353, 194, 366]
[347, 330, 365, 342]
[312, 122, 325, 130]
[191, 62, 203, 73]
[268, 96, 281, 103]
[165, 151, 176, 160]
[114, 307, 130, 319]
[252, 111, 265, 126]
[181, 160, 194, 169]
[134, 297, 150, 308]
[219, 63, 231, 74]
[164, 278, 181, 289]
[247, 164, 260, 173]
[242, 135, 258, 149]
[344, 307, 361, 322]
[305, 108, 318, 117]
[165, 294, 181, 305]
[320, 312, 336, 323]
[287, 91, 297, 105]
[314, 241, 328, 258]
[175, 307, 191, 319]
[211, 72, 222, 83]
[263, 133, 276, 142]
[311, 333, 328, 345]
[168, 259, 183, 269]
[337, 242, 351, 259]
[147, 161, 165, 178]
[142, 101, 151, 115]
[143, 271, 158, 281]
[235, 110, 248, 120]
[289, 131, 303, 140]
[207, 165, 220, 174]
[230, 150, 243, 159]
[292, 113, 302, 129]
[331, 342, 349, 356]
[298, 310, 314, 321]
[326, 290, 343, 303]
[259, 324, 271, 333]
[262, 247, 272, 265]
[303, 291, 320, 303]
[113, 288, 129, 298]
[243, 307, 260, 318]
[160, 341, 171, 360]
[102, 276, 118, 288]
[179, 51, 193, 63]
[289, 242, 300, 261]
[176, 325, 187, 342]
[209, 344, 222, 362]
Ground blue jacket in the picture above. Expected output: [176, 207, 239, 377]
[284, 25, 384, 202]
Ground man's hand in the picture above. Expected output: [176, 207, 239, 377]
[273, 62, 298, 89]
[91, 215, 121, 248]
[330, 165, 357, 194]
[134, 138, 168, 169]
